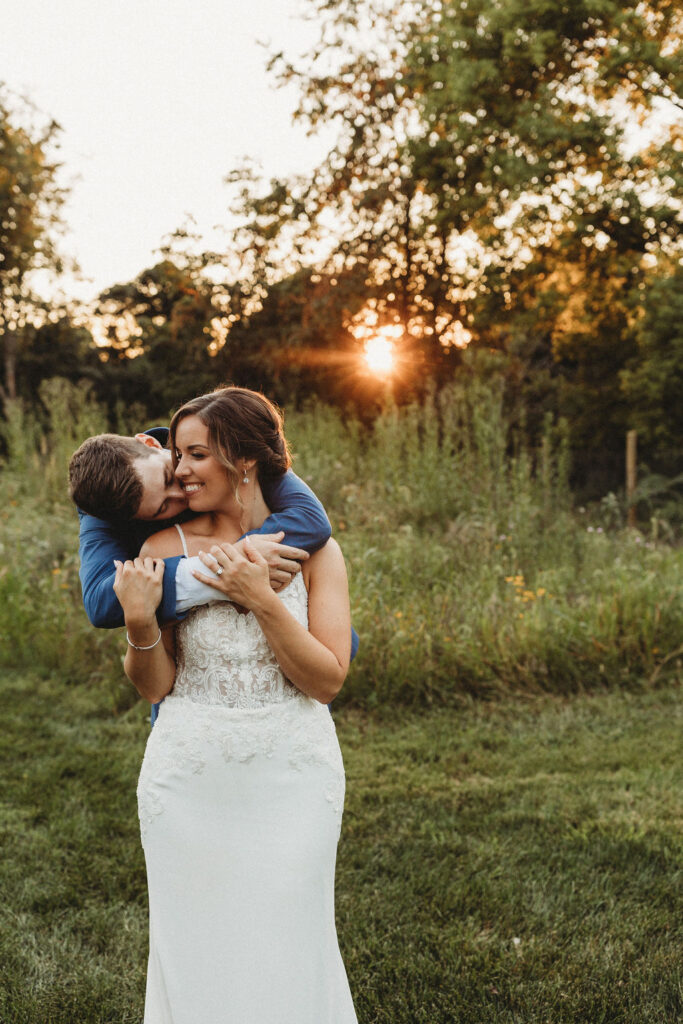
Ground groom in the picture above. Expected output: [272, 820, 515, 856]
[69, 427, 356, 719]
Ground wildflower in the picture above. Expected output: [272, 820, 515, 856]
[504, 576, 515, 583]
[52, 568, 61, 576]
[522, 590, 536, 601]
[394, 611, 403, 619]
[596, 527, 604, 534]
[587, 526, 595, 533]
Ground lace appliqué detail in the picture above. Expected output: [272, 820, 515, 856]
[172, 573, 309, 708]
[138, 701, 344, 838]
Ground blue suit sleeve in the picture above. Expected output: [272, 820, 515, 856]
[251, 471, 331, 553]
[77, 512, 183, 628]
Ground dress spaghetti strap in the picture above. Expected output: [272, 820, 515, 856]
[174, 522, 190, 558]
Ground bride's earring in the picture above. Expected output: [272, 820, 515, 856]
[242, 464, 249, 484]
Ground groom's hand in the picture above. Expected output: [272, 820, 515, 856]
[233, 532, 308, 593]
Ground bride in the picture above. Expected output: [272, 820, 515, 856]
[113, 386, 357, 1024]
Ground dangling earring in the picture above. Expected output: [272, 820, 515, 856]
[242, 464, 249, 484]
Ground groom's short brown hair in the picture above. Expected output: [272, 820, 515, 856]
[68, 434, 154, 521]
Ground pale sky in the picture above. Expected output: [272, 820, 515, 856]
[0, 0, 333, 302]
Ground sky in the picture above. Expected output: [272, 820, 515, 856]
[0, 0, 333, 302]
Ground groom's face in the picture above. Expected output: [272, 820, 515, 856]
[132, 449, 188, 521]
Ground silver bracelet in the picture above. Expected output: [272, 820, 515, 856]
[126, 628, 162, 651]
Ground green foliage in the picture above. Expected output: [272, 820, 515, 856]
[2, 380, 682, 709]
[286, 389, 682, 705]
[1, 673, 681, 1022]
[621, 264, 683, 470]
[207, 0, 682, 488]
[0, 381, 133, 711]
[94, 259, 229, 419]
[0, 91, 69, 401]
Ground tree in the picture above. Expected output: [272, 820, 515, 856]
[96, 259, 230, 418]
[620, 264, 683, 473]
[0, 91, 68, 401]
[15, 317, 99, 395]
[219, 0, 682, 486]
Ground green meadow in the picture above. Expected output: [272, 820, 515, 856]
[1, 675, 680, 1023]
[0, 381, 681, 1022]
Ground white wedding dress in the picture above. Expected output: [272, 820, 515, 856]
[137, 536, 357, 1024]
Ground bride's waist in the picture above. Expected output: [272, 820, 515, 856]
[162, 689, 311, 715]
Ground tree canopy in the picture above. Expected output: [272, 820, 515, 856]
[212, 0, 681, 484]
[0, 92, 68, 402]
[1, 3, 681, 493]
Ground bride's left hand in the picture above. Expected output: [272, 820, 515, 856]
[192, 537, 272, 610]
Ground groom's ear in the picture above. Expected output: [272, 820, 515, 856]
[134, 432, 164, 451]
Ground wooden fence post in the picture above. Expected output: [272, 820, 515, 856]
[626, 430, 637, 528]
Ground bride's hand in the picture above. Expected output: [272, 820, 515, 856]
[113, 557, 165, 627]
[193, 537, 272, 610]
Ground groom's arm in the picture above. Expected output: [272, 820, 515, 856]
[78, 512, 182, 628]
[253, 470, 331, 551]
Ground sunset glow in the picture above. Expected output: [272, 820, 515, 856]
[363, 337, 395, 375]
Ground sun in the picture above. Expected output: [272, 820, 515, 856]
[363, 336, 395, 376]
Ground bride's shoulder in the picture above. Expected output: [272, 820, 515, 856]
[139, 525, 184, 558]
[303, 536, 347, 585]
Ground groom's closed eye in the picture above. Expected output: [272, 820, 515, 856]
[152, 468, 176, 518]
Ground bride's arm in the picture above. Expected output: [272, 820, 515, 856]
[195, 537, 351, 704]
[113, 556, 177, 703]
[256, 540, 351, 703]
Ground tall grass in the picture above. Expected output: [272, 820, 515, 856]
[1, 378, 681, 708]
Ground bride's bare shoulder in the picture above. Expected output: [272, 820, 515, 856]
[303, 537, 347, 585]
[139, 525, 184, 558]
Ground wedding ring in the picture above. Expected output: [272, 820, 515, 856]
[215, 566, 224, 576]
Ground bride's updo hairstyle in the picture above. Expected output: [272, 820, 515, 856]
[169, 386, 291, 491]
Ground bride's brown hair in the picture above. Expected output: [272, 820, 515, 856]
[169, 387, 291, 490]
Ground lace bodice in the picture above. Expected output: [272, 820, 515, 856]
[169, 571, 309, 709]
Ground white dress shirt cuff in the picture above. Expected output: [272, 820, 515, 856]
[175, 556, 228, 614]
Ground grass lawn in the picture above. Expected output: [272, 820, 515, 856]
[0, 673, 680, 1023]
